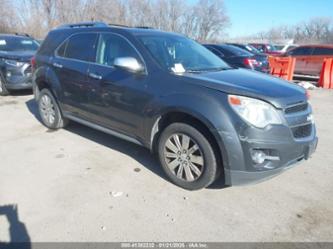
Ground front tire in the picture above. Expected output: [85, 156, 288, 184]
[38, 89, 68, 129]
[0, 74, 10, 96]
[158, 123, 219, 190]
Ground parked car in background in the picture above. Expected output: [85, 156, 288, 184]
[33, 22, 317, 190]
[283, 44, 333, 77]
[227, 43, 265, 56]
[204, 44, 269, 73]
[275, 44, 298, 53]
[250, 43, 282, 56]
[0, 34, 39, 96]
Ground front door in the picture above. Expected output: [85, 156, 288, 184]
[85, 33, 151, 138]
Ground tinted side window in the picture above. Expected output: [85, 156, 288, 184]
[254, 45, 265, 53]
[65, 33, 98, 62]
[288, 47, 313, 56]
[57, 41, 67, 57]
[206, 46, 224, 57]
[96, 33, 141, 66]
[214, 46, 232, 57]
[312, 47, 333, 55]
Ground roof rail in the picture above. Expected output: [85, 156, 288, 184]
[14, 32, 31, 37]
[134, 26, 154, 29]
[108, 23, 130, 28]
[57, 22, 108, 29]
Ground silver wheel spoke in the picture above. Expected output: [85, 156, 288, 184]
[173, 135, 182, 150]
[165, 152, 177, 158]
[189, 162, 202, 176]
[48, 114, 53, 124]
[184, 164, 194, 181]
[190, 155, 204, 166]
[188, 144, 199, 154]
[168, 159, 180, 171]
[181, 135, 190, 150]
[165, 139, 179, 153]
[176, 164, 184, 178]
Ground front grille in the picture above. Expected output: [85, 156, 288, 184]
[291, 124, 312, 138]
[285, 103, 308, 114]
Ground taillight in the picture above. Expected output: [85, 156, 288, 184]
[31, 56, 36, 71]
[244, 58, 259, 69]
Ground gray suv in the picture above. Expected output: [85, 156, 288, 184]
[0, 34, 39, 95]
[32, 22, 318, 190]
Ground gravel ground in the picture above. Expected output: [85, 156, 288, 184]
[0, 89, 332, 242]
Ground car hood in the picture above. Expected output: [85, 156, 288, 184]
[180, 68, 306, 109]
[0, 50, 35, 61]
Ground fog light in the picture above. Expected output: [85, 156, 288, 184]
[6, 71, 12, 78]
[251, 150, 266, 164]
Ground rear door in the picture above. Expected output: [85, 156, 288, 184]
[51, 32, 98, 116]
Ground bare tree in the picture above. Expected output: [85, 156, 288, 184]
[0, 0, 19, 33]
[243, 17, 333, 44]
[192, 0, 230, 42]
[3, 0, 230, 41]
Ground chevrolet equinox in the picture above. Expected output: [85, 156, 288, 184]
[32, 22, 318, 190]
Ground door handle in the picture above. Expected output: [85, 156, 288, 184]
[53, 62, 63, 68]
[89, 73, 102, 80]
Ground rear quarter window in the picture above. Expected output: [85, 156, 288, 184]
[312, 47, 333, 55]
[64, 33, 98, 62]
[287, 47, 313, 56]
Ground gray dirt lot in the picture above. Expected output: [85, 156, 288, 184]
[0, 89, 333, 242]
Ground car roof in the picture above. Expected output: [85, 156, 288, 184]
[0, 34, 33, 39]
[55, 23, 184, 38]
[296, 44, 333, 48]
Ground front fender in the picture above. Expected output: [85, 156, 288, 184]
[145, 91, 240, 174]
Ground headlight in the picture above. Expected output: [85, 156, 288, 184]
[228, 95, 282, 128]
[5, 59, 25, 67]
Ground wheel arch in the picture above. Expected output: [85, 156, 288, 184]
[150, 108, 227, 177]
[33, 66, 61, 101]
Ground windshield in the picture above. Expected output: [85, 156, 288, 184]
[245, 45, 261, 54]
[138, 35, 230, 72]
[0, 36, 39, 52]
[275, 45, 284, 51]
[266, 44, 277, 52]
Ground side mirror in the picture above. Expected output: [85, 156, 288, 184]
[114, 57, 145, 73]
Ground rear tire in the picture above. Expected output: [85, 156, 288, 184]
[158, 123, 219, 190]
[38, 88, 68, 129]
[0, 74, 10, 96]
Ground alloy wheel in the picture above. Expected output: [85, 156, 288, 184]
[40, 94, 56, 125]
[164, 133, 204, 182]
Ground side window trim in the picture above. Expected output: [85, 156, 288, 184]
[94, 31, 147, 74]
[54, 32, 98, 63]
[54, 31, 147, 74]
[55, 40, 68, 58]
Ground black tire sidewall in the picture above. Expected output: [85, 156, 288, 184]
[158, 123, 218, 190]
[38, 89, 63, 129]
